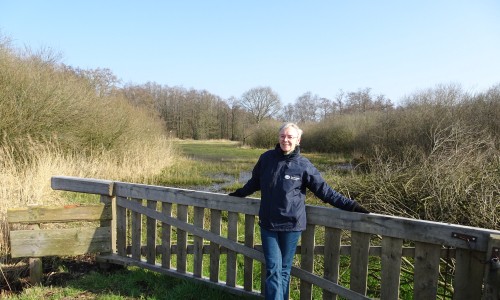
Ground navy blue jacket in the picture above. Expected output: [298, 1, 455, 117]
[234, 144, 358, 231]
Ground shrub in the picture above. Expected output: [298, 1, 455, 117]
[0, 40, 165, 157]
[246, 120, 282, 149]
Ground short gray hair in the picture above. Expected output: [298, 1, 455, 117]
[279, 122, 303, 138]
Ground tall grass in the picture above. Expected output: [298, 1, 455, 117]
[0, 136, 175, 258]
[0, 36, 176, 259]
[348, 122, 500, 229]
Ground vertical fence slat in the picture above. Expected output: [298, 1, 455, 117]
[350, 231, 370, 295]
[107, 195, 117, 255]
[323, 227, 342, 300]
[146, 200, 157, 264]
[300, 224, 316, 300]
[161, 202, 172, 268]
[131, 198, 142, 260]
[261, 260, 266, 296]
[226, 211, 239, 287]
[177, 204, 188, 273]
[116, 196, 127, 256]
[210, 209, 222, 282]
[414, 241, 441, 299]
[244, 214, 255, 293]
[453, 248, 484, 300]
[380, 236, 403, 300]
[193, 206, 204, 278]
[99, 195, 112, 228]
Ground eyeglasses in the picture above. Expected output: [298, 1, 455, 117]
[279, 135, 297, 140]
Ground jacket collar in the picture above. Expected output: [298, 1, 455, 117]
[274, 143, 300, 158]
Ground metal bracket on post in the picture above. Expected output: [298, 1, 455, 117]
[452, 232, 477, 249]
[452, 232, 477, 242]
[490, 247, 500, 271]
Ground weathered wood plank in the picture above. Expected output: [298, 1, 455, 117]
[300, 224, 315, 300]
[114, 182, 260, 215]
[210, 209, 222, 283]
[453, 248, 484, 300]
[291, 267, 371, 300]
[131, 198, 142, 260]
[193, 206, 204, 277]
[29, 257, 42, 284]
[380, 236, 403, 300]
[108, 196, 117, 254]
[51, 176, 114, 196]
[146, 200, 157, 264]
[261, 261, 265, 296]
[226, 211, 238, 287]
[482, 234, 500, 300]
[413, 242, 441, 299]
[10, 227, 111, 257]
[306, 207, 500, 252]
[350, 232, 370, 296]
[116, 197, 127, 256]
[160, 202, 172, 269]
[323, 227, 341, 300]
[177, 204, 188, 273]
[244, 214, 255, 293]
[7, 204, 111, 223]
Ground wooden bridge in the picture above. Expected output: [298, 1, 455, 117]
[7, 176, 500, 299]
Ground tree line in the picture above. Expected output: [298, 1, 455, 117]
[71, 67, 397, 142]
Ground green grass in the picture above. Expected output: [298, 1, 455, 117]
[173, 140, 263, 163]
[6, 266, 258, 300]
[147, 140, 263, 188]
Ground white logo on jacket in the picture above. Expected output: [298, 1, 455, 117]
[284, 175, 300, 181]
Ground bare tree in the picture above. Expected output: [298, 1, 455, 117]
[239, 86, 282, 124]
[346, 87, 372, 113]
[67, 66, 120, 98]
[294, 91, 319, 123]
[280, 103, 296, 122]
[335, 89, 345, 114]
[317, 97, 333, 121]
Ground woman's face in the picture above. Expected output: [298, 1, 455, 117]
[279, 127, 301, 154]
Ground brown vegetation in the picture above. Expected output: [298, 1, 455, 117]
[0, 37, 175, 261]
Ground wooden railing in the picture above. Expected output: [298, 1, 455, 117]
[10, 176, 500, 299]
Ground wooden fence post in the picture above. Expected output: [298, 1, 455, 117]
[482, 234, 500, 300]
[28, 224, 42, 285]
[29, 257, 42, 285]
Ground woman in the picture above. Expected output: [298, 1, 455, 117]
[229, 122, 369, 300]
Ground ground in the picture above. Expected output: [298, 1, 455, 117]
[0, 254, 105, 298]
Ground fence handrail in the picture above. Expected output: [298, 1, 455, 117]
[52, 175, 500, 252]
[47, 175, 500, 299]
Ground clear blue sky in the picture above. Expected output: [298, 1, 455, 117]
[1, 1, 499, 105]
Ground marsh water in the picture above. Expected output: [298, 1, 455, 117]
[191, 171, 252, 193]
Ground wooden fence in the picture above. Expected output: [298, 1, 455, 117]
[8, 176, 500, 299]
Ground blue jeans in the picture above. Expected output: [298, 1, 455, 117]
[260, 227, 302, 300]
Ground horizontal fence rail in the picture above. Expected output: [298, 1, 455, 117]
[13, 176, 500, 299]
